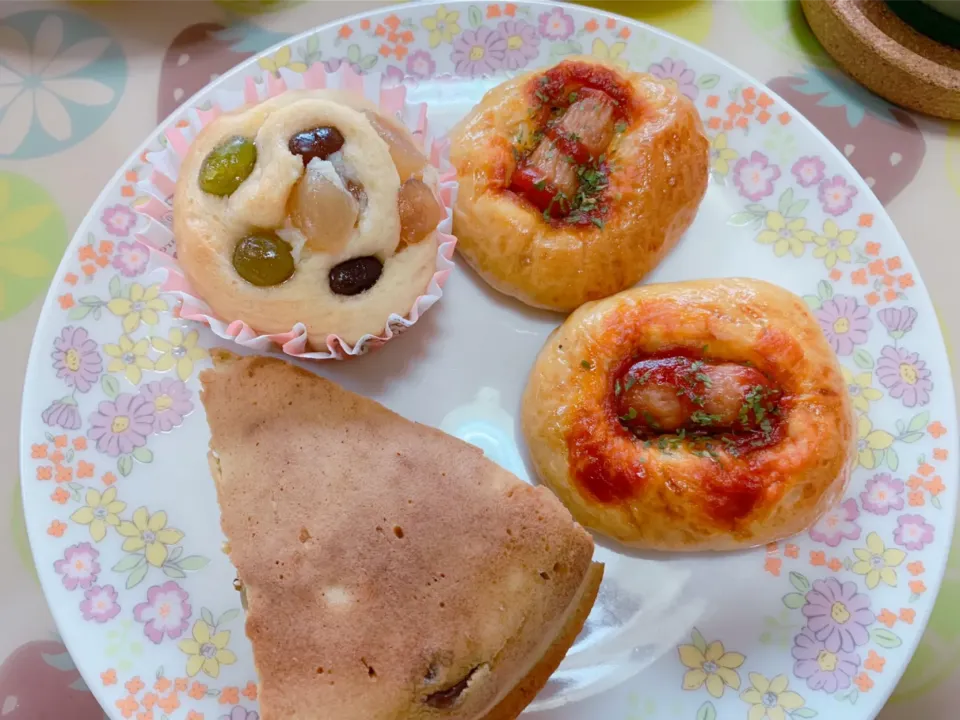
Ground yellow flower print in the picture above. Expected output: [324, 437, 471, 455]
[740, 673, 805, 720]
[107, 283, 167, 333]
[852, 531, 906, 589]
[856, 415, 895, 470]
[841, 366, 883, 414]
[104, 334, 154, 384]
[709, 133, 739, 176]
[422, 5, 461, 48]
[69, 487, 126, 542]
[756, 211, 815, 258]
[812, 220, 857, 269]
[678, 634, 744, 698]
[117, 507, 184, 567]
[591, 38, 628, 70]
[151, 328, 207, 381]
[257, 45, 307, 74]
[179, 620, 237, 678]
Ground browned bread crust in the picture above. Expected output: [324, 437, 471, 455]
[200, 352, 600, 719]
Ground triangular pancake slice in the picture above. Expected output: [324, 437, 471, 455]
[200, 352, 603, 720]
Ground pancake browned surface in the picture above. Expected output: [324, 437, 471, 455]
[199, 352, 602, 720]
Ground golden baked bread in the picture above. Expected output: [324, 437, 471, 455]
[449, 56, 708, 312]
[521, 279, 855, 551]
[199, 352, 603, 720]
[175, 89, 445, 349]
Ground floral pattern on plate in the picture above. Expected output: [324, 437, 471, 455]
[18, 4, 956, 720]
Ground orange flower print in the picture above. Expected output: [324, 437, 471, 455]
[925, 476, 945, 496]
[186, 712, 203, 720]
[37, 466, 53, 481]
[854, 672, 874, 692]
[886, 257, 902, 271]
[827, 558, 842, 572]
[55, 465, 72, 483]
[784, 544, 798, 559]
[338, 25, 352, 39]
[50, 450, 64, 465]
[899, 608, 916, 624]
[51, 487, 69, 504]
[851, 268, 868, 285]
[141, 692, 157, 710]
[584, 18, 599, 32]
[859, 214, 874, 228]
[486, 4, 500, 18]
[928, 421, 947, 438]
[908, 561, 925, 576]
[102, 669, 118, 686]
[764, 557, 782, 576]
[125, 677, 145, 695]
[154, 677, 171, 693]
[933, 448, 948, 461]
[907, 491, 924, 507]
[504, 3, 516, 16]
[73, 436, 87, 450]
[65, 272, 79, 285]
[865, 650, 885, 673]
[79, 245, 96, 262]
[116, 696, 138, 719]
[48, 519, 67, 537]
[58, 293, 74, 310]
[77, 460, 94, 478]
[809, 550, 826, 566]
[54, 434, 67, 448]
[242, 682, 258, 701]
[899, 273, 914, 289]
[188, 682, 207, 700]
[157, 692, 180, 714]
[360, 18, 370, 31]
[219, 686, 239, 705]
[877, 609, 897, 628]
[31, 443, 48, 459]
[918, 462, 934, 477]
[102, 472, 117, 486]
[175, 678, 188, 692]
[909, 580, 926, 595]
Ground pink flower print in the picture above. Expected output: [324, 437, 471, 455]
[815, 295, 872, 356]
[101, 204, 138, 237]
[497, 20, 539, 71]
[876, 345, 932, 407]
[139, 378, 194, 433]
[648, 58, 698, 100]
[732, 152, 780, 201]
[405, 50, 436, 79]
[877, 306, 918, 339]
[791, 156, 825, 188]
[54, 543, 100, 591]
[112, 240, 150, 278]
[42, 398, 81, 430]
[538, 8, 575, 40]
[792, 626, 860, 693]
[87, 393, 155, 456]
[52, 327, 102, 392]
[451, 27, 506, 78]
[809, 498, 861, 547]
[134, 581, 192, 644]
[801, 578, 874, 653]
[859, 474, 904, 515]
[894, 514, 934, 551]
[221, 709, 260, 720]
[818, 175, 858, 216]
[80, 585, 120, 623]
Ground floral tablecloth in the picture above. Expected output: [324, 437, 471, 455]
[1, 1, 957, 718]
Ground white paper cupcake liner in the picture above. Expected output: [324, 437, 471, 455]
[132, 63, 457, 359]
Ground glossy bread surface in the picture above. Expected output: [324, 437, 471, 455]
[522, 279, 855, 551]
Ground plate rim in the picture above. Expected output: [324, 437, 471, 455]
[18, 2, 959, 719]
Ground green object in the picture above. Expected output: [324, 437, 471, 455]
[198, 136, 257, 196]
[0, 173, 68, 320]
[887, 1, 960, 50]
[737, 0, 834, 66]
[232, 232, 295, 287]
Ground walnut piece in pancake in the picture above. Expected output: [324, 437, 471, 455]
[199, 352, 603, 720]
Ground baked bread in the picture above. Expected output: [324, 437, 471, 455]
[521, 279, 855, 551]
[450, 56, 708, 312]
[174, 89, 445, 349]
[199, 352, 603, 719]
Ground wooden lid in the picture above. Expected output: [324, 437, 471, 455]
[801, 0, 960, 119]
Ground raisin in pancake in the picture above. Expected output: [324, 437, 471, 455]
[200, 352, 603, 720]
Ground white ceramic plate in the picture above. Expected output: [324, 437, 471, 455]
[20, 3, 958, 720]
